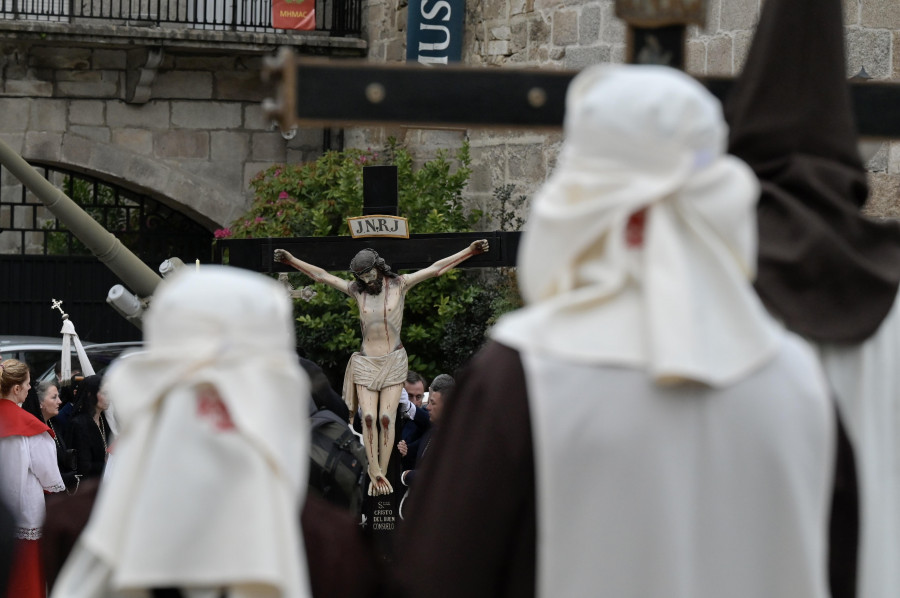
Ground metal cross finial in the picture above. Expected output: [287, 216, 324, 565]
[50, 298, 69, 320]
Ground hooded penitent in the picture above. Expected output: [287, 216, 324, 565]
[725, 0, 900, 343]
[493, 64, 780, 387]
[727, 0, 900, 596]
[485, 64, 838, 598]
[52, 266, 312, 598]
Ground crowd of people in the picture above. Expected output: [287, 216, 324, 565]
[0, 362, 117, 597]
[1, 0, 898, 595]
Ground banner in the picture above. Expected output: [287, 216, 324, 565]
[406, 0, 464, 65]
[272, 0, 315, 30]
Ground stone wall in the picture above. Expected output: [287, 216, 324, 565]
[356, 0, 900, 223]
[0, 47, 322, 229]
[0, 26, 361, 232]
[3, 2, 898, 231]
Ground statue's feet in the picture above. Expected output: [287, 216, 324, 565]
[368, 475, 393, 496]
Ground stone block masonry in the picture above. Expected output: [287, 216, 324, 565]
[357, 0, 900, 223]
[0, 37, 336, 229]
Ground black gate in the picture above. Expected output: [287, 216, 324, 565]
[0, 164, 213, 343]
[0, 255, 143, 342]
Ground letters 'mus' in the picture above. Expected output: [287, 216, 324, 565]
[417, 0, 451, 65]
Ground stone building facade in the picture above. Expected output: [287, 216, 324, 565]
[0, 19, 365, 337]
[0, 0, 895, 340]
[355, 0, 900, 222]
[0, 23, 365, 250]
[0, 0, 897, 241]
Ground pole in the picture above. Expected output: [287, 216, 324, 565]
[0, 136, 161, 299]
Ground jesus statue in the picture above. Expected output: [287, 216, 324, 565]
[274, 239, 489, 496]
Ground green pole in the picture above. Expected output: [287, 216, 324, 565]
[0, 136, 161, 299]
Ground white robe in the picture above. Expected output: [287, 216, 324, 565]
[816, 293, 900, 598]
[522, 333, 835, 598]
[0, 432, 65, 538]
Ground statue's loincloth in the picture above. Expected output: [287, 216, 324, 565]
[342, 347, 409, 417]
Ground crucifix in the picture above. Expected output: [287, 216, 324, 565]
[274, 235, 488, 497]
[272, 163, 490, 497]
[258, 163, 492, 557]
[50, 298, 69, 320]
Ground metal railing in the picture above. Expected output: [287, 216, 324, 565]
[0, 0, 361, 35]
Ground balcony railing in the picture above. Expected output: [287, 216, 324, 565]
[0, 0, 361, 35]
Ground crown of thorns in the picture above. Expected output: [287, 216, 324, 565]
[350, 248, 387, 275]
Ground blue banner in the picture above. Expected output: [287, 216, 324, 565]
[406, 0, 465, 65]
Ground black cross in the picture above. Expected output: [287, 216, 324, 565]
[259, 60, 900, 139]
[217, 165, 520, 272]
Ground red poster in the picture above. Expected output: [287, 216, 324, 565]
[272, 0, 315, 30]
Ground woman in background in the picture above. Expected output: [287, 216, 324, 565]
[51, 370, 82, 443]
[68, 375, 112, 480]
[0, 359, 65, 598]
[23, 382, 79, 492]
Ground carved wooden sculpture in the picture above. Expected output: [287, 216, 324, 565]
[275, 239, 488, 495]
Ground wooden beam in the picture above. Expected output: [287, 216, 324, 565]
[217, 231, 522, 272]
[263, 54, 571, 131]
[263, 57, 900, 139]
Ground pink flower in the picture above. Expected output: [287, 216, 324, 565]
[255, 217, 265, 224]
[278, 191, 289, 200]
[274, 169, 282, 176]
[277, 210, 284, 217]
[214, 228, 233, 239]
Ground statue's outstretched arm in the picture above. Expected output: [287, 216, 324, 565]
[274, 248, 350, 294]
[404, 239, 489, 288]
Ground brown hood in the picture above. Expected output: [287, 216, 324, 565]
[725, 0, 900, 343]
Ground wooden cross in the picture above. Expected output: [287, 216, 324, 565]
[228, 0, 900, 274]
[260, 0, 900, 137]
[243, 164, 519, 275]
[219, 134, 518, 273]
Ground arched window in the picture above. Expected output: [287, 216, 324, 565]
[0, 164, 212, 266]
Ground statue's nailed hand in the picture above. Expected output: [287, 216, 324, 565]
[471, 239, 490, 254]
[273, 248, 291, 263]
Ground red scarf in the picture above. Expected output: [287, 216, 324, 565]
[0, 399, 52, 439]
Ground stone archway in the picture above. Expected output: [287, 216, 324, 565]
[18, 131, 250, 230]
